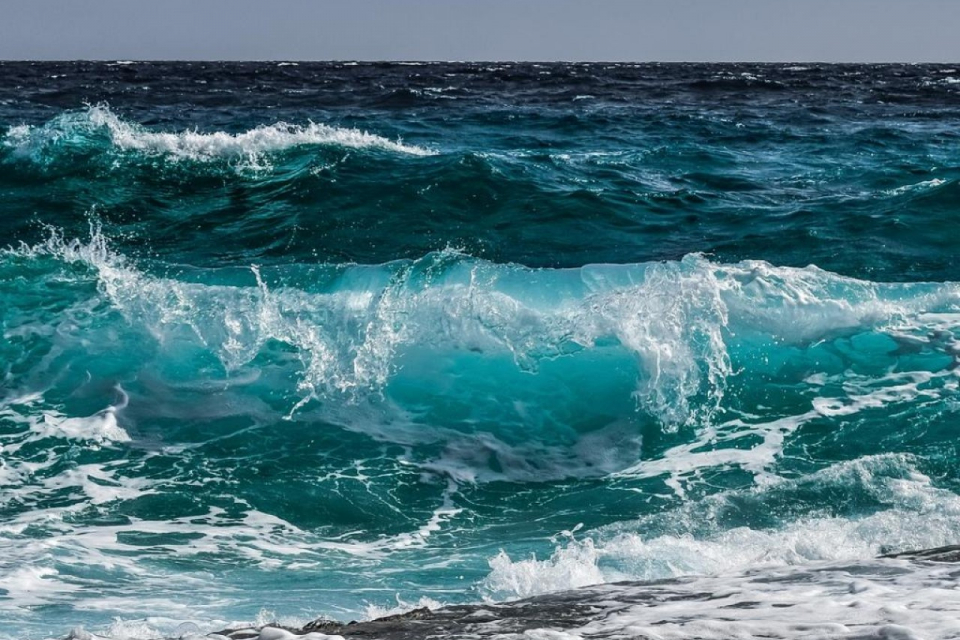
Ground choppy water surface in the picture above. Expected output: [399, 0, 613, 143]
[1, 62, 960, 640]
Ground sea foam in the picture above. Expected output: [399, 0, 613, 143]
[483, 454, 960, 600]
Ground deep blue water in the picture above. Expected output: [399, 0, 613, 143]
[1, 62, 960, 639]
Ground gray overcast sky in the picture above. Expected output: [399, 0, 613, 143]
[0, 0, 957, 62]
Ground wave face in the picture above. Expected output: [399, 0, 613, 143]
[2, 62, 960, 640]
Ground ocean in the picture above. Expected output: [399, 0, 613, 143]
[1, 61, 959, 640]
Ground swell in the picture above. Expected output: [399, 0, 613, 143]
[3, 107, 959, 282]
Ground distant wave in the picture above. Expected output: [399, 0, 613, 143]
[2, 104, 435, 169]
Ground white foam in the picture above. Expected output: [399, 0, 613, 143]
[0, 565, 84, 608]
[257, 628, 343, 640]
[884, 178, 948, 195]
[505, 631, 584, 640]
[485, 541, 606, 600]
[483, 455, 960, 602]
[565, 558, 960, 640]
[3, 104, 435, 168]
[0, 386, 130, 451]
[36, 387, 131, 445]
[363, 595, 444, 621]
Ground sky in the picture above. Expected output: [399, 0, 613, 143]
[0, 0, 958, 62]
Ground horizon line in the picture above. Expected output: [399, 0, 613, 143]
[1, 59, 958, 65]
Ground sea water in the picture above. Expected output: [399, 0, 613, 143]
[1, 62, 960, 639]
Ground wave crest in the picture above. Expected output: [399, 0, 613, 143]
[2, 104, 434, 169]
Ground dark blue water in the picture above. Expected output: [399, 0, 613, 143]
[1, 62, 960, 640]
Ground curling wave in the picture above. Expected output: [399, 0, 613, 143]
[6, 226, 960, 436]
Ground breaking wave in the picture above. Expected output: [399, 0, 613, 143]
[2, 104, 434, 170]
[8, 226, 960, 430]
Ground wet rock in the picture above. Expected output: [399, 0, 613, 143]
[880, 544, 960, 563]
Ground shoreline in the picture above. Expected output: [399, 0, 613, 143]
[167, 546, 960, 640]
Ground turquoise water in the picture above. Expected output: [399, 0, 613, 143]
[1, 62, 960, 639]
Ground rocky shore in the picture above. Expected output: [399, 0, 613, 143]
[180, 545, 960, 640]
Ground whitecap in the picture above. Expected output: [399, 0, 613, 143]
[2, 104, 436, 169]
[884, 178, 947, 195]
